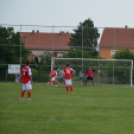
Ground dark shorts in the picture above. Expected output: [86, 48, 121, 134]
[79, 77, 82, 80]
[87, 76, 93, 81]
[59, 77, 64, 82]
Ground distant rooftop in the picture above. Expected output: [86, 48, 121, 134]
[99, 25, 134, 48]
[20, 31, 72, 51]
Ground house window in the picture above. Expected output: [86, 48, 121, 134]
[57, 53, 63, 57]
[110, 50, 119, 58]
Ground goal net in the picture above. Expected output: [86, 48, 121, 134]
[51, 57, 133, 87]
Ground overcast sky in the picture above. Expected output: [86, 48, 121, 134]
[0, 0, 134, 28]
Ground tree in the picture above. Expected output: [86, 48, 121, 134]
[38, 52, 52, 71]
[0, 26, 30, 64]
[112, 49, 134, 83]
[114, 49, 134, 60]
[63, 48, 98, 58]
[68, 18, 100, 56]
[0, 26, 31, 81]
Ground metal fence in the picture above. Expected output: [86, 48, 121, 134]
[0, 24, 133, 85]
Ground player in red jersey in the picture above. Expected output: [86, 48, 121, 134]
[20, 60, 33, 100]
[47, 69, 57, 86]
[84, 67, 98, 86]
[61, 63, 75, 94]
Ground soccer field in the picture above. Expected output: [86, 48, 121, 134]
[0, 83, 134, 134]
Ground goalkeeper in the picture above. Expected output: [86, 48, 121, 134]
[84, 67, 98, 86]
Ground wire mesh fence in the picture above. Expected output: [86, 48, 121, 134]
[0, 24, 134, 85]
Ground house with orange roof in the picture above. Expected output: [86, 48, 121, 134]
[20, 30, 71, 61]
[99, 26, 134, 59]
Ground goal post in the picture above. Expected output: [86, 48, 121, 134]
[51, 57, 133, 87]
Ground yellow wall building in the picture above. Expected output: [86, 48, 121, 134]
[99, 26, 134, 59]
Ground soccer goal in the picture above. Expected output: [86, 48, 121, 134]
[51, 57, 133, 87]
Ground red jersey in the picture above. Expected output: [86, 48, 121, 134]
[21, 66, 32, 83]
[63, 67, 73, 79]
[86, 70, 97, 77]
[50, 70, 57, 78]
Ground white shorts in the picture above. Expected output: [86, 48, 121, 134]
[51, 77, 56, 81]
[65, 79, 72, 86]
[22, 82, 32, 90]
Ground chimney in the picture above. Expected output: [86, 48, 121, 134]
[125, 25, 127, 29]
[32, 30, 34, 35]
[59, 31, 62, 36]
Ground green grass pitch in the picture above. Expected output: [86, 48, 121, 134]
[0, 83, 134, 134]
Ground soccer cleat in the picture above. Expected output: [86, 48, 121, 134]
[71, 92, 74, 94]
[66, 92, 69, 94]
[20, 97, 25, 100]
[27, 98, 31, 101]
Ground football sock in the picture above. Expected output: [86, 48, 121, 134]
[66, 85, 69, 92]
[70, 85, 73, 92]
[92, 82, 94, 85]
[21, 91, 25, 98]
[28, 90, 31, 98]
[53, 81, 56, 85]
[49, 80, 52, 84]
[85, 81, 87, 85]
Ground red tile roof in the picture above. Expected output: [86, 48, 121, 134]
[20, 31, 72, 51]
[99, 27, 134, 48]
